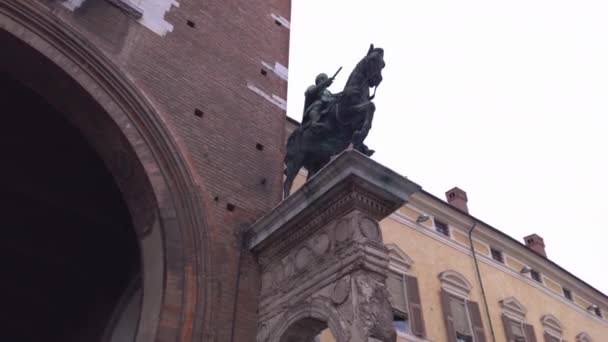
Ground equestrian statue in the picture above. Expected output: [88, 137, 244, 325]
[283, 44, 385, 198]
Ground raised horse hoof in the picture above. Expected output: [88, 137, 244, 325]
[365, 149, 375, 157]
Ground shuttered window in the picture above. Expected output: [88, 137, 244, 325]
[502, 314, 537, 342]
[441, 289, 487, 342]
[387, 272, 407, 313]
[543, 333, 561, 342]
[405, 275, 425, 337]
[386, 271, 426, 337]
[524, 324, 538, 342]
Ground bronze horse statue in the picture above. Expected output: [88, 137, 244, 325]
[283, 44, 386, 198]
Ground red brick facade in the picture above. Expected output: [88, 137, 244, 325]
[0, 0, 291, 340]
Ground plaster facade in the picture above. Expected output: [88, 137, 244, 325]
[285, 121, 608, 342]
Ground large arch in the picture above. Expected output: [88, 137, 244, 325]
[0, 1, 212, 341]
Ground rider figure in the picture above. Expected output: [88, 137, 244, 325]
[302, 73, 336, 130]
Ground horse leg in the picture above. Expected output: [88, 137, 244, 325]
[350, 102, 375, 146]
[284, 155, 303, 199]
[307, 156, 331, 180]
[306, 163, 318, 181]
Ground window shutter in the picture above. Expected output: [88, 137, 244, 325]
[523, 324, 537, 342]
[467, 300, 487, 342]
[502, 314, 515, 341]
[386, 272, 407, 313]
[440, 289, 457, 341]
[543, 332, 559, 342]
[405, 275, 425, 337]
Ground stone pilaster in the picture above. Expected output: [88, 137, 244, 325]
[247, 150, 421, 342]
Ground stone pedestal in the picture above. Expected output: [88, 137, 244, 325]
[247, 150, 421, 342]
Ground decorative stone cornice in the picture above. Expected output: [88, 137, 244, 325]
[386, 243, 414, 273]
[247, 149, 421, 252]
[438, 270, 473, 297]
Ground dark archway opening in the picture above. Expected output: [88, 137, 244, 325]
[0, 73, 141, 341]
[280, 318, 334, 342]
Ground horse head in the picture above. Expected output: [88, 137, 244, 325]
[365, 44, 385, 88]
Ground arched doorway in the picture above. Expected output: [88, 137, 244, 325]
[0, 72, 142, 341]
[0, 2, 213, 340]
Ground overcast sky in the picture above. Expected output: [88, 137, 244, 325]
[286, 0, 608, 295]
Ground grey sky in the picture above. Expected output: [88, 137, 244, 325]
[286, 0, 608, 294]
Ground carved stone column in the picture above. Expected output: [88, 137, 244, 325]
[247, 150, 421, 342]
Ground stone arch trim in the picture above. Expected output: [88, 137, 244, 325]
[270, 299, 349, 342]
[499, 296, 528, 320]
[0, 1, 212, 341]
[541, 314, 563, 336]
[438, 270, 473, 297]
[576, 332, 593, 342]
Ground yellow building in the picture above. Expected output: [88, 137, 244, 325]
[287, 120, 607, 342]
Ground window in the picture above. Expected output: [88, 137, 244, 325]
[438, 270, 487, 342]
[385, 245, 426, 338]
[530, 270, 542, 283]
[541, 314, 563, 342]
[490, 248, 504, 263]
[387, 271, 426, 337]
[499, 297, 536, 342]
[562, 288, 573, 301]
[435, 219, 450, 237]
[456, 331, 473, 342]
[393, 311, 410, 332]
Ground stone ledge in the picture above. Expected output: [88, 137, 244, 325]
[247, 149, 421, 251]
[105, 0, 143, 19]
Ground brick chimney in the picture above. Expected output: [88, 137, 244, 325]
[524, 234, 547, 257]
[445, 187, 469, 213]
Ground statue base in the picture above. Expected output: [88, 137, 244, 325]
[247, 150, 421, 342]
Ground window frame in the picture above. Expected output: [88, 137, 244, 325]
[499, 297, 534, 342]
[438, 270, 485, 342]
[576, 332, 593, 342]
[434, 219, 450, 237]
[388, 270, 411, 333]
[385, 244, 426, 339]
[490, 247, 504, 263]
[530, 269, 542, 284]
[448, 292, 476, 341]
[541, 314, 564, 342]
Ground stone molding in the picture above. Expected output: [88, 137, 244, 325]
[576, 332, 593, 342]
[541, 314, 563, 336]
[248, 149, 421, 251]
[386, 243, 414, 273]
[438, 270, 473, 298]
[499, 297, 527, 321]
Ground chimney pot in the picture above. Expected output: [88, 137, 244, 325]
[524, 233, 547, 257]
[445, 187, 469, 213]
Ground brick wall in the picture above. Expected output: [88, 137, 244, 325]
[27, 0, 292, 340]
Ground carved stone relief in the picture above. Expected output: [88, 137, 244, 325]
[248, 151, 419, 342]
[255, 210, 396, 342]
